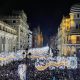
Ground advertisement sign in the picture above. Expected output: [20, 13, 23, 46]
[35, 57, 77, 71]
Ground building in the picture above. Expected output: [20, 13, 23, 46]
[0, 10, 29, 50]
[69, 4, 80, 57]
[0, 21, 17, 53]
[32, 26, 43, 48]
[57, 16, 70, 56]
[57, 4, 80, 56]
[0, 10, 30, 53]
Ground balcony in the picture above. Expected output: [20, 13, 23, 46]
[67, 27, 80, 35]
[67, 41, 80, 44]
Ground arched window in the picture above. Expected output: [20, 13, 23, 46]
[71, 35, 76, 44]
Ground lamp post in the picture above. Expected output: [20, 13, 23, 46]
[54, 48, 59, 57]
[26, 52, 32, 80]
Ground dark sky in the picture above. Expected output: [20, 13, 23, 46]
[0, 0, 80, 45]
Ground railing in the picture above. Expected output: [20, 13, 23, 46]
[67, 41, 80, 44]
[0, 26, 17, 35]
[67, 27, 80, 34]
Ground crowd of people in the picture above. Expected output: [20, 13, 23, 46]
[27, 68, 80, 80]
[26, 57, 53, 80]
[0, 54, 80, 80]
[26, 57, 80, 80]
[0, 58, 26, 80]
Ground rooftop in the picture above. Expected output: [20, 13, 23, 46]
[70, 3, 80, 13]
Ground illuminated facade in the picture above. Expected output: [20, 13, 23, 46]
[0, 21, 17, 53]
[32, 26, 43, 48]
[57, 16, 70, 56]
[0, 10, 29, 50]
[57, 4, 80, 56]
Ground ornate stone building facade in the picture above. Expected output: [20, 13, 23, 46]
[57, 4, 80, 56]
[0, 21, 17, 52]
[0, 10, 30, 52]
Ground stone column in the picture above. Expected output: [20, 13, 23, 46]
[4, 37, 8, 52]
[0, 36, 2, 53]
[18, 26, 20, 50]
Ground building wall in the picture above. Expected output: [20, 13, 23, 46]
[0, 21, 17, 53]
[58, 16, 75, 56]
[0, 10, 29, 50]
[57, 4, 80, 56]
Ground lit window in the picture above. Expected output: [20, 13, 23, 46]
[71, 35, 76, 44]
[70, 13, 74, 19]
[0, 25, 1, 30]
[77, 36, 80, 43]
[71, 20, 75, 27]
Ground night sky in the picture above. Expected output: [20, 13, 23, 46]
[0, 0, 80, 45]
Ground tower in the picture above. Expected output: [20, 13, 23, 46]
[32, 26, 43, 48]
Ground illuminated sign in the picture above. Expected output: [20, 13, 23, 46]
[35, 57, 77, 71]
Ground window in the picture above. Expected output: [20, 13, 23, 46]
[74, 15, 76, 18]
[76, 24, 80, 29]
[13, 20, 16, 23]
[10, 30, 12, 33]
[76, 24, 78, 29]
[21, 29, 23, 32]
[77, 14, 79, 18]
[20, 45, 22, 48]
[0, 25, 1, 30]
[79, 24, 80, 28]
[68, 36, 71, 43]
[6, 28, 8, 32]
[77, 36, 80, 43]
[3, 20, 7, 23]
[5, 28, 6, 31]
[3, 27, 5, 31]
[77, 37, 79, 41]
[9, 29, 11, 33]
[71, 35, 76, 44]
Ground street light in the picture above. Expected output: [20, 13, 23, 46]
[26, 52, 32, 80]
[28, 53, 31, 58]
[54, 48, 59, 56]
